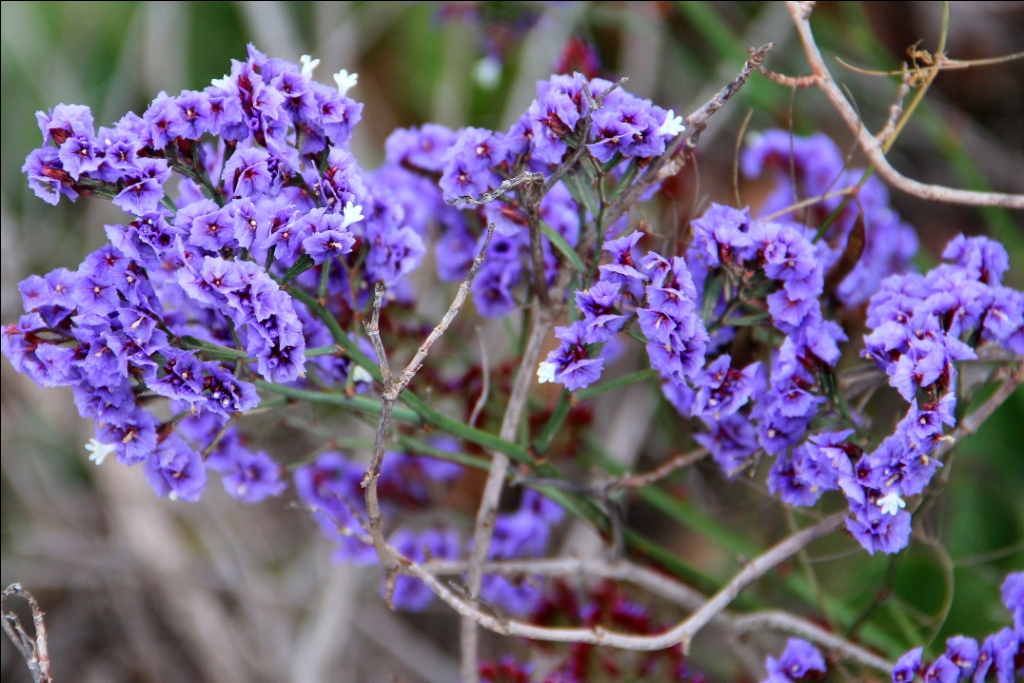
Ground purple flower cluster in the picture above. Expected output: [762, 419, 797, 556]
[760, 573, 1022, 682]
[294, 446, 565, 613]
[762, 638, 826, 683]
[742, 130, 919, 307]
[383, 71, 682, 318]
[539, 232, 710, 393]
[893, 571, 1022, 682]
[3, 45, 457, 503]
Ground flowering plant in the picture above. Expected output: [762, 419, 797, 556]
[2, 3, 1022, 682]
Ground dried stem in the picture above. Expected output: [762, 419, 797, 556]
[360, 224, 497, 599]
[732, 611, 893, 673]
[604, 446, 709, 491]
[409, 513, 845, 652]
[2, 584, 53, 683]
[604, 42, 775, 227]
[421, 556, 892, 673]
[461, 305, 556, 682]
[785, 1, 1024, 209]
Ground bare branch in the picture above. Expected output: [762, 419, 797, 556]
[2, 584, 53, 683]
[875, 65, 913, 148]
[732, 611, 893, 673]
[360, 224, 497, 602]
[446, 171, 544, 207]
[468, 326, 490, 429]
[785, 1, 1024, 209]
[933, 360, 1024, 461]
[461, 305, 556, 681]
[406, 513, 846, 651]
[604, 446, 709, 491]
[604, 43, 775, 227]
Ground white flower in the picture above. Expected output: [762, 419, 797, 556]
[210, 75, 233, 92]
[300, 54, 321, 78]
[334, 69, 358, 97]
[341, 200, 364, 230]
[657, 109, 686, 138]
[85, 438, 117, 466]
[473, 56, 502, 89]
[351, 365, 373, 385]
[537, 362, 557, 384]
[877, 490, 906, 516]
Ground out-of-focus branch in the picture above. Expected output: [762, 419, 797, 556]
[406, 512, 845, 652]
[785, 1, 1024, 209]
[732, 610, 893, 673]
[361, 225, 496, 600]
[1, 584, 53, 683]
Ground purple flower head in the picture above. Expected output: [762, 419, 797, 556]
[528, 73, 588, 164]
[893, 647, 924, 683]
[692, 355, 761, 421]
[37, 104, 95, 144]
[763, 638, 826, 683]
[171, 90, 213, 140]
[768, 450, 822, 508]
[113, 158, 171, 216]
[599, 232, 647, 284]
[945, 636, 980, 680]
[923, 655, 959, 683]
[540, 320, 605, 391]
[973, 627, 1020, 683]
[222, 146, 274, 198]
[142, 434, 207, 502]
[1003, 571, 1024, 634]
[942, 233, 1010, 286]
[385, 124, 456, 172]
[575, 281, 625, 343]
[22, 147, 78, 206]
[691, 204, 755, 268]
[846, 500, 912, 554]
[695, 413, 760, 476]
[217, 448, 287, 504]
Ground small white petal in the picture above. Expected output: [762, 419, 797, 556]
[657, 109, 686, 138]
[210, 75, 233, 91]
[352, 365, 373, 384]
[300, 54, 320, 78]
[473, 56, 502, 89]
[341, 201, 364, 230]
[334, 69, 358, 97]
[877, 491, 906, 516]
[537, 362, 557, 384]
[85, 438, 116, 466]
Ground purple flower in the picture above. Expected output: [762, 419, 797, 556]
[541, 321, 605, 391]
[763, 638, 826, 682]
[575, 281, 625, 343]
[142, 434, 207, 502]
[222, 146, 273, 198]
[846, 500, 912, 554]
[893, 647, 924, 683]
[1003, 572, 1024, 634]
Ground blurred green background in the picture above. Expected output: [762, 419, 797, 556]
[1, 3, 1021, 682]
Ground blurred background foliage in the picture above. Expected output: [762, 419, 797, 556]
[1, 2, 1021, 682]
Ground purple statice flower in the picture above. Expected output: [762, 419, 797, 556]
[1004, 571, 1024, 634]
[762, 638, 826, 683]
[222, 145, 273, 198]
[439, 127, 506, 201]
[538, 321, 605, 391]
[599, 232, 647, 284]
[575, 281, 625, 343]
[942, 233, 1010, 286]
[690, 203, 754, 269]
[945, 636, 980, 680]
[385, 123, 456, 172]
[694, 413, 760, 476]
[923, 655, 959, 683]
[142, 434, 207, 502]
[112, 158, 171, 216]
[212, 444, 287, 504]
[974, 627, 1020, 683]
[691, 354, 761, 422]
[846, 498, 912, 555]
[893, 647, 924, 683]
[527, 72, 589, 165]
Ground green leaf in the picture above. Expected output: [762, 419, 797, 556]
[562, 165, 602, 218]
[281, 254, 315, 284]
[540, 222, 587, 274]
[723, 311, 771, 327]
[701, 272, 724, 324]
